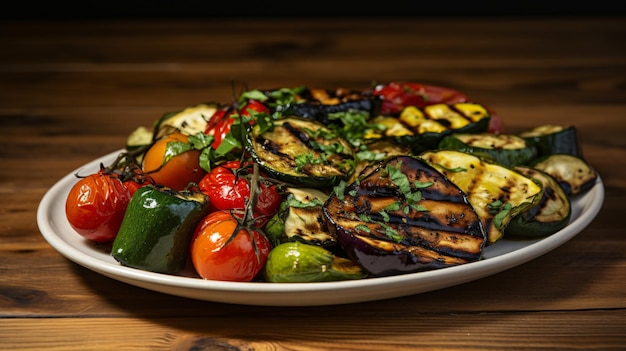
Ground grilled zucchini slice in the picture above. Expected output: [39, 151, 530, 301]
[323, 155, 486, 276]
[529, 153, 597, 196]
[125, 125, 153, 159]
[420, 150, 543, 245]
[506, 166, 571, 237]
[246, 116, 355, 188]
[153, 103, 218, 139]
[363, 103, 491, 154]
[351, 139, 412, 183]
[438, 132, 538, 167]
[518, 124, 582, 158]
[265, 187, 336, 248]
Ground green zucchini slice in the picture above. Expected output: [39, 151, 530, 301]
[351, 139, 412, 183]
[265, 187, 336, 248]
[125, 126, 154, 161]
[506, 166, 571, 238]
[111, 185, 210, 274]
[153, 103, 219, 139]
[246, 116, 355, 188]
[420, 150, 543, 245]
[363, 102, 491, 154]
[529, 153, 598, 196]
[438, 132, 538, 167]
[518, 124, 582, 158]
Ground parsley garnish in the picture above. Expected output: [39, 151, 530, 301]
[488, 200, 513, 229]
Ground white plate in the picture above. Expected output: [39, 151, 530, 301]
[37, 149, 605, 306]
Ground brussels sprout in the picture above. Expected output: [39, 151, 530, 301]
[264, 242, 367, 283]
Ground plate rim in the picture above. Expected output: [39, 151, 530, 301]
[37, 149, 605, 306]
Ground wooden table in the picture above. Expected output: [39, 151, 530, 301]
[1, 15, 625, 350]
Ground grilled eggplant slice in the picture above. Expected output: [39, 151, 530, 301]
[438, 132, 538, 167]
[265, 187, 336, 248]
[506, 166, 571, 237]
[529, 153, 597, 196]
[246, 116, 355, 188]
[518, 124, 582, 158]
[363, 103, 491, 154]
[420, 150, 543, 245]
[257, 86, 380, 126]
[323, 155, 486, 277]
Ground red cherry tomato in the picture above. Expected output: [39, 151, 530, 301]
[198, 160, 281, 228]
[371, 81, 470, 115]
[190, 211, 271, 282]
[142, 132, 206, 191]
[65, 170, 132, 243]
[204, 100, 270, 149]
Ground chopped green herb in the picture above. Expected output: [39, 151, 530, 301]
[355, 224, 371, 233]
[379, 222, 403, 242]
[285, 195, 324, 209]
[436, 163, 467, 173]
[333, 180, 347, 201]
[379, 210, 390, 222]
[384, 202, 401, 211]
[493, 202, 513, 229]
[163, 140, 191, 164]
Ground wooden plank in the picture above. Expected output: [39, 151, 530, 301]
[1, 311, 625, 350]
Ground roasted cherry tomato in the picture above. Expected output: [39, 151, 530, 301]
[198, 160, 281, 228]
[65, 170, 133, 243]
[190, 210, 271, 282]
[142, 132, 206, 191]
[371, 81, 469, 115]
[204, 100, 269, 149]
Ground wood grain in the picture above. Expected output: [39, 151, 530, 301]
[1, 16, 625, 350]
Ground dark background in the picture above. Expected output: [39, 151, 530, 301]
[3, 1, 626, 20]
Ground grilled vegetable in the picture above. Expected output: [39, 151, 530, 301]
[529, 153, 597, 196]
[363, 103, 491, 154]
[111, 185, 210, 274]
[351, 139, 412, 183]
[506, 166, 571, 237]
[153, 103, 218, 139]
[264, 242, 367, 283]
[246, 116, 355, 188]
[420, 150, 543, 245]
[125, 103, 219, 160]
[265, 187, 336, 248]
[125, 126, 153, 155]
[366, 81, 470, 114]
[438, 132, 538, 167]
[257, 86, 380, 126]
[323, 155, 486, 277]
[518, 124, 582, 158]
